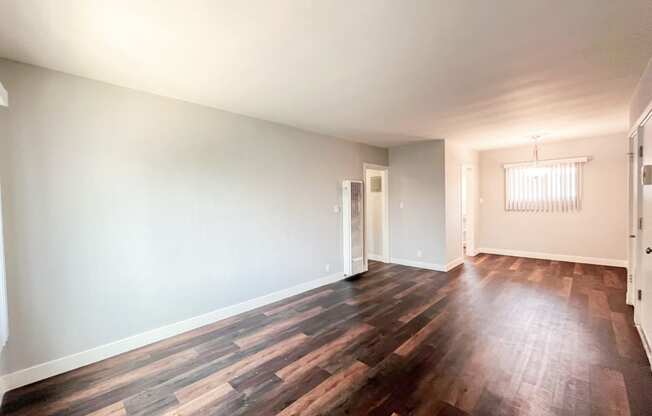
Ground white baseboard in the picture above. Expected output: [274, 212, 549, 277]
[390, 257, 446, 272]
[445, 257, 465, 271]
[389, 257, 465, 272]
[367, 253, 385, 262]
[627, 285, 635, 306]
[0, 271, 346, 397]
[477, 248, 627, 268]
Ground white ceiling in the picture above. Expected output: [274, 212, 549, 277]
[0, 1, 651, 149]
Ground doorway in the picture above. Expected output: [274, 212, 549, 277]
[461, 164, 476, 256]
[637, 121, 652, 353]
[364, 164, 389, 265]
[632, 111, 652, 363]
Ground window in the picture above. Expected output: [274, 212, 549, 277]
[504, 158, 588, 212]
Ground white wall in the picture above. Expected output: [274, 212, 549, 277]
[478, 134, 628, 264]
[388, 141, 447, 267]
[0, 59, 388, 377]
[365, 169, 384, 258]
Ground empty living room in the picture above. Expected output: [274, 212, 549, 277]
[2, 1, 652, 415]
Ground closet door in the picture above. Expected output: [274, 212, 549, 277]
[629, 132, 641, 310]
[641, 123, 652, 345]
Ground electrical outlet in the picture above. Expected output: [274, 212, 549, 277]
[333, 205, 340, 213]
[417, 250, 423, 258]
[325, 264, 331, 272]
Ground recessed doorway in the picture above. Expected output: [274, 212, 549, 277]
[461, 164, 476, 256]
[364, 163, 389, 266]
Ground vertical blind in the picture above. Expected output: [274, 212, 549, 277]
[504, 158, 588, 212]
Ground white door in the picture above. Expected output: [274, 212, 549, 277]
[639, 123, 652, 343]
[629, 133, 640, 308]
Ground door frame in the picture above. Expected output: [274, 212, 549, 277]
[633, 120, 652, 367]
[629, 105, 652, 323]
[363, 163, 390, 265]
[627, 80, 652, 370]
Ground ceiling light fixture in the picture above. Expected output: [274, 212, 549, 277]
[531, 135, 541, 165]
[525, 135, 546, 178]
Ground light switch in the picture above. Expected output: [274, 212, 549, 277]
[333, 205, 340, 213]
[399, 201, 404, 209]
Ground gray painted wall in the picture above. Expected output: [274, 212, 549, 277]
[388, 141, 446, 266]
[0, 59, 388, 375]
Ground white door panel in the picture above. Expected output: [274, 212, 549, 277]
[640, 124, 652, 340]
[629, 134, 640, 310]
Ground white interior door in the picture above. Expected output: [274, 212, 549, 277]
[639, 123, 652, 345]
[629, 133, 640, 308]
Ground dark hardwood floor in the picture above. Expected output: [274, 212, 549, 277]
[2, 255, 652, 415]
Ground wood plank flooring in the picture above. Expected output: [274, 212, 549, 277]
[2, 255, 652, 415]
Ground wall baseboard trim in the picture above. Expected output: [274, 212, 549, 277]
[390, 257, 446, 272]
[477, 248, 627, 268]
[445, 257, 465, 271]
[367, 253, 385, 262]
[389, 257, 464, 272]
[0, 271, 346, 397]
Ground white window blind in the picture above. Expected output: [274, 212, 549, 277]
[504, 157, 588, 212]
